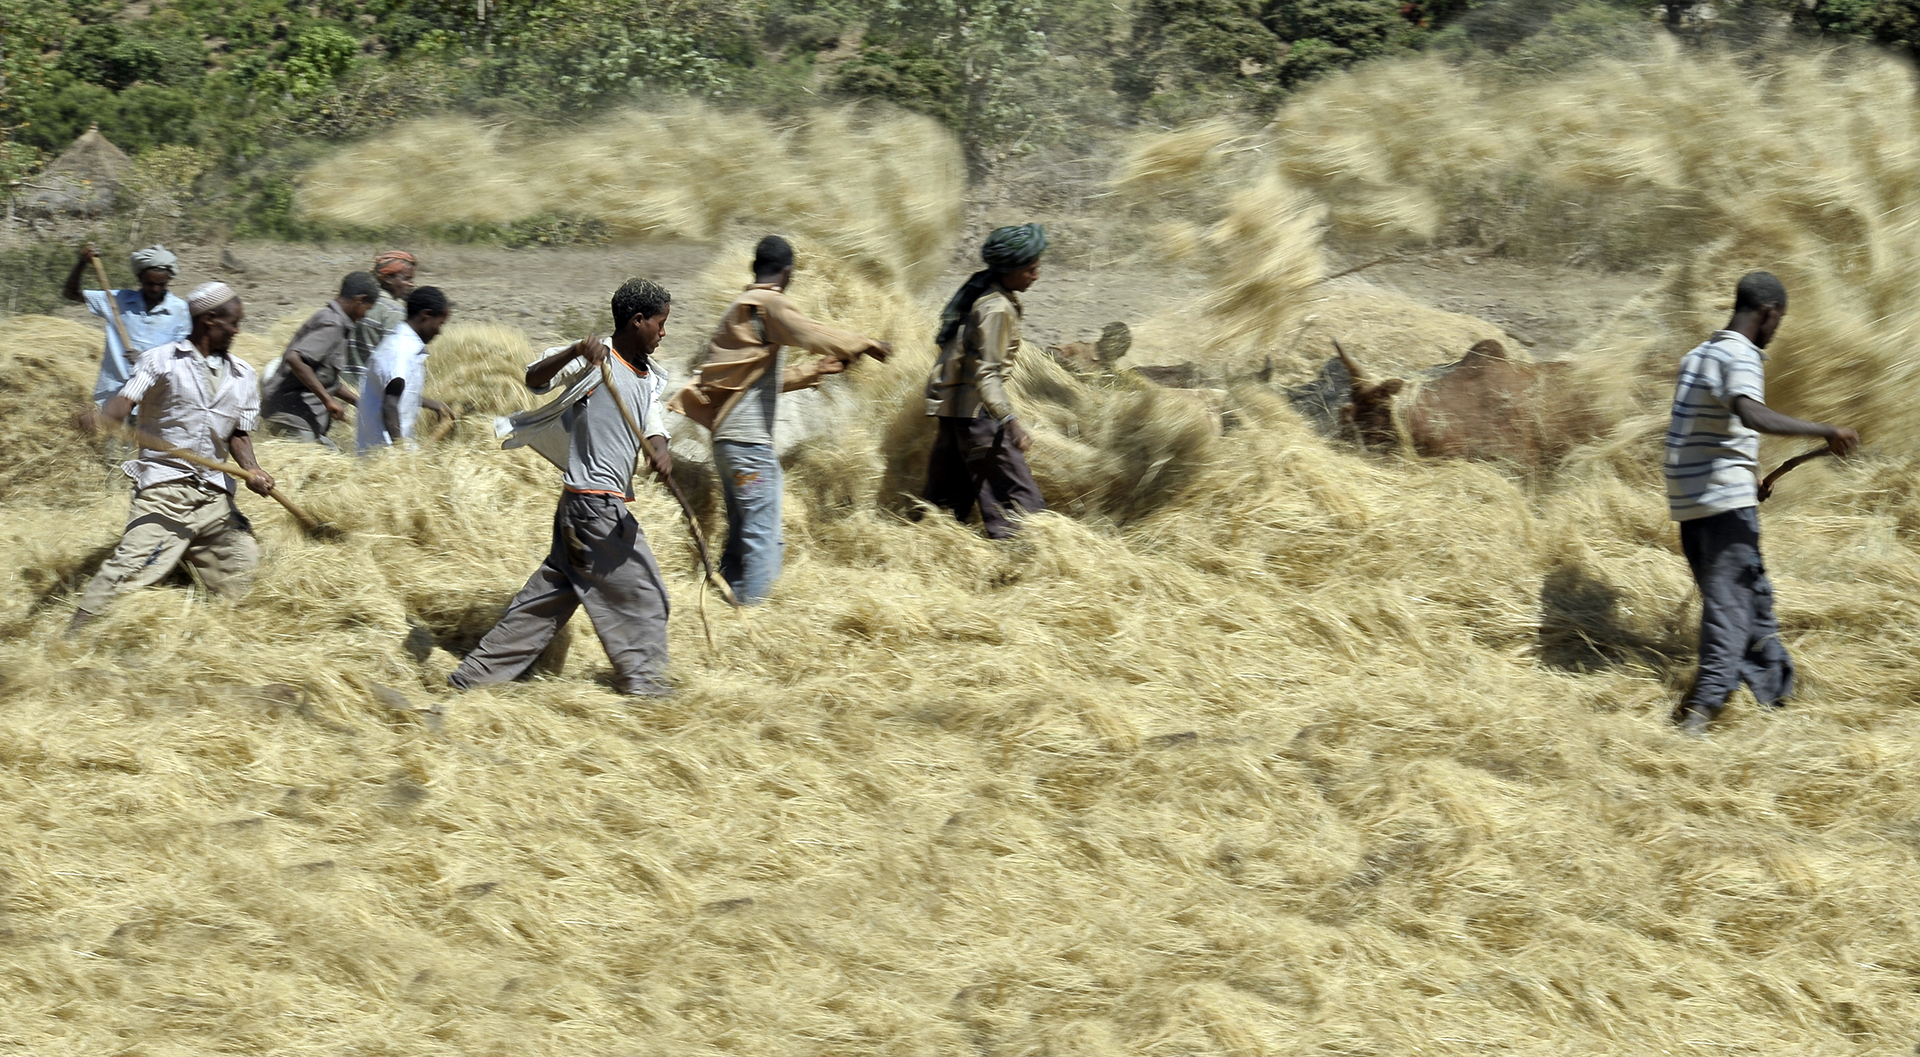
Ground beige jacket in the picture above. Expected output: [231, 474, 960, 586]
[668, 284, 885, 432]
[924, 284, 1020, 421]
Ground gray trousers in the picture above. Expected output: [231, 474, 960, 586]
[1680, 506, 1794, 715]
[450, 493, 672, 696]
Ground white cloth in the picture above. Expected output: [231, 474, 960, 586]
[130, 245, 178, 276]
[117, 340, 261, 495]
[1664, 330, 1768, 521]
[495, 347, 670, 499]
[356, 322, 430, 454]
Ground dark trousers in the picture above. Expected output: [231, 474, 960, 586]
[923, 415, 1046, 539]
[451, 493, 672, 697]
[1680, 506, 1794, 715]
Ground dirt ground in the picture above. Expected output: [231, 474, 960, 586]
[42, 238, 1657, 371]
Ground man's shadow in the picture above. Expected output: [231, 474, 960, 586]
[1537, 563, 1691, 681]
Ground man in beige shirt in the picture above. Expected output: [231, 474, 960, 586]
[922, 223, 1048, 539]
[669, 235, 890, 603]
[70, 282, 276, 632]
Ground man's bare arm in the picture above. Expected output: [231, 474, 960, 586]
[1731, 395, 1859, 455]
[284, 349, 346, 421]
[61, 245, 97, 304]
[527, 338, 604, 391]
[227, 431, 276, 496]
[383, 378, 405, 443]
[643, 434, 672, 478]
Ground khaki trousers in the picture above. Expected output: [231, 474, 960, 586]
[77, 480, 260, 614]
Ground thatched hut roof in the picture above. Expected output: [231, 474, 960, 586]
[19, 125, 134, 218]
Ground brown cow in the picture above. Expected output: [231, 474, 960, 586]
[1333, 338, 1605, 471]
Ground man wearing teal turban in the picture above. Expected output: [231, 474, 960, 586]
[922, 223, 1048, 538]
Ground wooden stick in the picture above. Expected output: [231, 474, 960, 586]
[90, 256, 139, 364]
[596, 358, 744, 656]
[117, 422, 330, 535]
[1759, 446, 1833, 502]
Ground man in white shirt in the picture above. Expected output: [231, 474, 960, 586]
[356, 286, 456, 454]
[1664, 271, 1858, 735]
[69, 282, 275, 633]
[450, 278, 677, 698]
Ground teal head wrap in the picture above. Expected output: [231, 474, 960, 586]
[936, 224, 1047, 345]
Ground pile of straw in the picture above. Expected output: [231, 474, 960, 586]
[8, 41, 1920, 1055]
[1121, 39, 1920, 452]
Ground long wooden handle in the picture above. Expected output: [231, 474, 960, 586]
[597, 358, 741, 611]
[1758, 446, 1832, 502]
[90, 256, 139, 362]
[120, 424, 322, 532]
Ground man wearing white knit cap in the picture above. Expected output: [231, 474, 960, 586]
[61, 242, 190, 407]
[70, 281, 275, 633]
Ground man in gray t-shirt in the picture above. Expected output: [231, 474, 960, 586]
[669, 236, 890, 604]
[451, 278, 677, 699]
[262, 272, 379, 447]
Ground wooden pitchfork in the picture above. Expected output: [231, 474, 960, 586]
[596, 358, 746, 656]
[1758, 447, 1834, 502]
[114, 422, 339, 538]
[90, 254, 140, 364]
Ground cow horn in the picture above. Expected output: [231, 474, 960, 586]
[1332, 339, 1367, 381]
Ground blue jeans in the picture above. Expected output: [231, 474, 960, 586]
[713, 440, 783, 605]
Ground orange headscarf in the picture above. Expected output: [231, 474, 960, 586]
[373, 250, 416, 277]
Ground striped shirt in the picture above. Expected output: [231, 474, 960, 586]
[1665, 330, 1767, 521]
[119, 340, 261, 495]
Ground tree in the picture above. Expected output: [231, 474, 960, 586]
[0, 0, 69, 189]
[833, 0, 1051, 175]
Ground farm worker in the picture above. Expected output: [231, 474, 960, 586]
[355, 286, 456, 454]
[667, 235, 891, 604]
[261, 272, 378, 448]
[1665, 271, 1858, 735]
[921, 223, 1049, 539]
[67, 282, 273, 633]
[61, 243, 189, 407]
[351, 249, 417, 381]
[449, 279, 677, 698]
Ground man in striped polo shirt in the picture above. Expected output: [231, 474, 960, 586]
[1665, 271, 1857, 735]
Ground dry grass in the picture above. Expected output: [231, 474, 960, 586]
[8, 45, 1920, 1056]
[1121, 39, 1920, 455]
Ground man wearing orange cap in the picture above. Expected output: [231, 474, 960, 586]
[352, 250, 417, 381]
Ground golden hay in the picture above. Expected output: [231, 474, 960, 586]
[1124, 39, 1920, 452]
[301, 104, 964, 297]
[8, 56, 1920, 1055]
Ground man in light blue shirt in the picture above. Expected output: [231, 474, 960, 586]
[62, 243, 191, 406]
[1663, 271, 1858, 735]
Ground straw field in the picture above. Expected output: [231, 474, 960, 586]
[7, 45, 1920, 1056]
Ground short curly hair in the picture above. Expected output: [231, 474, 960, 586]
[611, 278, 671, 334]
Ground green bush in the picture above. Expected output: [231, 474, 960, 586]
[831, 43, 964, 124]
[0, 241, 84, 316]
[1121, 0, 1288, 108]
[59, 25, 172, 90]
